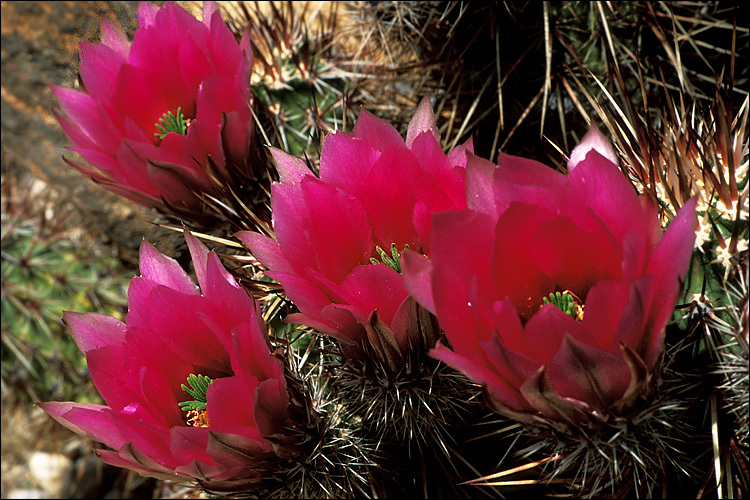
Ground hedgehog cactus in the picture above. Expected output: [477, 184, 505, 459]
[30, 1, 749, 498]
[592, 80, 749, 496]
[714, 271, 749, 449]
[400, 124, 698, 496]
[38, 229, 376, 498]
[237, 96, 484, 495]
[237, 1, 357, 160]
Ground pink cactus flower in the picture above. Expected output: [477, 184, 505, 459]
[238, 98, 471, 370]
[39, 231, 293, 490]
[51, 1, 255, 215]
[401, 124, 697, 425]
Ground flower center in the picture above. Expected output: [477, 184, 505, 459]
[542, 290, 585, 321]
[370, 243, 409, 273]
[179, 373, 213, 427]
[186, 409, 210, 428]
[154, 107, 190, 140]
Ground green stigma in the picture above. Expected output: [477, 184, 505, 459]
[178, 373, 213, 412]
[542, 290, 585, 321]
[154, 107, 188, 140]
[370, 243, 409, 274]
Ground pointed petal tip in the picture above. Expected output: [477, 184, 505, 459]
[406, 96, 439, 149]
[568, 122, 619, 171]
[269, 147, 312, 184]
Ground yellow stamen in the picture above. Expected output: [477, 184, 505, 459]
[539, 289, 585, 322]
[563, 290, 585, 322]
[186, 409, 210, 428]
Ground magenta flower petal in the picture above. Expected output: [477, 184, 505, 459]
[431, 209, 496, 301]
[97, 447, 182, 482]
[566, 150, 658, 242]
[270, 180, 372, 280]
[288, 307, 363, 345]
[115, 63, 167, 135]
[423, 210, 497, 361]
[52, 86, 121, 153]
[138, 364, 188, 428]
[333, 264, 409, 327]
[481, 333, 539, 390]
[79, 42, 127, 102]
[489, 204, 556, 317]
[207, 376, 262, 434]
[105, 416, 175, 467]
[430, 269, 483, 360]
[299, 177, 373, 283]
[448, 136, 474, 169]
[207, 9, 244, 75]
[521, 305, 584, 364]
[252, 378, 293, 438]
[351, 108, 405, 152]
[580, 280, 632, 351]
[230, 312, 285, 382]
[138, 240, 199, 296]
[237, 232, 293, 275]
[168, 426, 214, 465]
[546, 334, 632, 406]
[52, 1, 255, 213]
[100, 17, 130, 57]
[430, 343, 529, 411]
[41, 231, 293, 486]
[63, 311, 125, 353]
[203, 252, 252, 310]
[319, 132, 381, 193]
[568, 122, 619, 170]
[360, 148, 420, 248]
[404, 123, 698, 424]
[269, 148, 313, 184]
[530, 214, 623, 294]
[203, 432, 272, 470]
[491, 299, 529, 355]
[643, 196, 697, 364]
[493, 153, 567, 215]
[180, 119, 223, 168]
[266, 271, 338, 318]
[465, 153, 499, 215]
[137, 1, 160, 28]
[78, 343, 141, 413]
[196, 76, 241, 124]
[245, 101, 470, 367]
[410, 131, 466, 210]
[612, 276, 654, 350]
[401, 250, 437, 314]
[405, 96, 440, 149]
[38, 402, 123, 447]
